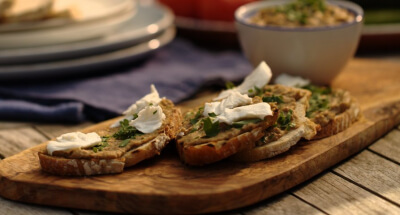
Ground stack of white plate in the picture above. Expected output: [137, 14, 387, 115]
[0, 0, 175, 79]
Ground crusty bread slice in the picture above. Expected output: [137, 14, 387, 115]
[39, 99, 182, 176]
[38, 153, 125, 176]
[232, 92, 318, 162]
[177, 102, 279, 166]
[312, 97, 360, 139]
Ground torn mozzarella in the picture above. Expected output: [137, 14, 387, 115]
[215, 103, 273, 125]
[47, 132, 101, 155]
[130, 105, 165, 133]
[275, 73, 310, 88]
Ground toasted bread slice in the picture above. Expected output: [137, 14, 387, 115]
[3, 0, 53, 23]
[304, 87, 360, 139]
[39, 99, 182, 176]
[232, 85, 319, 162]
[177, 97, 279, 166]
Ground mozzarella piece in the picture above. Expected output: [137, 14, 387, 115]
[215, 103, 273, 125]
[213, 61, 272, 100]
[123, 84, 162, 116]
[275, 73, 310, 88]
[111, 84, 164, 128]
[130, 105, 165, 133]
[47, 132, 101, 155]
[203, 91, 252, 117]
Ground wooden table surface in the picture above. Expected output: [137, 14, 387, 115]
[1, 56, 400, 214]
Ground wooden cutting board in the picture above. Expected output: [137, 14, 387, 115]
[0, 58, 400, 214]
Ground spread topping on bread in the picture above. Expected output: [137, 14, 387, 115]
[47, 132, 101, 155]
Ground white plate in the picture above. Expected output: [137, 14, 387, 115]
[0, 1, 136, 48]
[0, 2, 174, 64]
[0, 27, 175, 80]
[0, 0, 134, 33]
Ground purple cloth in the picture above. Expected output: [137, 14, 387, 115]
[0, 39, 252, 123]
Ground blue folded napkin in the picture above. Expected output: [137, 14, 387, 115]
[0, 39, 252, 123]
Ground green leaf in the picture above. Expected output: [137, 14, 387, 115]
[208, 112, 217, 117]
[119, 139, 131, 147]
[277, 109, 296, 130]
[153, 110, 158, 115]
[232, 119, 262, 128]
[92, 141, 109, 153]
[113, 119, 142, 140]
[190, 106, 204, 125]
[133, 113, 138, 120]
[262, 95, 284, 104]
[225, 81, 235, 89]
[202, 117, 220, 137]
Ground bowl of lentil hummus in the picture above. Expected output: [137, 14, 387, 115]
[235, 0, 363, 85]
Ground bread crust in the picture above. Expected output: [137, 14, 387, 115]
[38, 153, 125, 176]
[312, 97, 360, 139]
[232, 94, 318, 162]
[39, 99, 182, 176]
[177, 107, 279, 166]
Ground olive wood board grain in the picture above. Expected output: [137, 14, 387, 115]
[0, 58, 400, 214]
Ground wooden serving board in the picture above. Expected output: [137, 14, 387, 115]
[1, 58, 400, 214]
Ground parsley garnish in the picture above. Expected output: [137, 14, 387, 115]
[232, 119, 262, 128]
[208, 112, 217, 117]
[153, 110, 158, 115]
[277, 110, 296, 130]
[119, 139, 131, 147]
[303, 84, 331, 117]
[263, 95, 284, 104]
[248, 86, 263, 97]
[113, 119, 142, 140]
[202, 117, 220, 137]
[225, 81, 235, 89]
[93, 141, 109, 153]
[190, 106, 204, 125]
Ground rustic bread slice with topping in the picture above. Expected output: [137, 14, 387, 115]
[232, 85, 319, 162]
[177, 96, 278, 166]
[39, 86, 182, 176]
[302, 85, 361, 139]
[177, 62, 279, 165]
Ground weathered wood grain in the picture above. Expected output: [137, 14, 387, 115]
[369, 129, 400, 163]
[242, 193, 324, 215]
[0, 121, 32, 129]
[34, 122, 94, 139]
[294, 172, 400, 214]
[0, 196, 73, 215]
[0, 58, 400, 214]
[334, 150, 400, 205]
[0, 127, 47, 158]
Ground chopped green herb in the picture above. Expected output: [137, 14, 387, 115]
[190, 106, 204, 125]
[232, 118, 262, 128]
[248, 89, 254, 93]
[263, 95, 284, 104]
[302, 84, 331, 95]
[208, 112, 217, 117]
[119, 139, 131, 147]
[133, 113, 138, 120]
[202, 117, 220, 137]
[153, 110, 158, 115]
[93, 141, 109, 153]
[149, 103, 153, 106]
[277, 109, 296, 130]
[225, 81, 235, 89]
[113, 119, 142, 140]
[248, 86, 263, 97]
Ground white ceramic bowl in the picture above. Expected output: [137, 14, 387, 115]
[235, 0, 363, 85]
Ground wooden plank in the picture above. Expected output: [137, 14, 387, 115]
[242, 193, 324, 215]
[293, 172, 400, 214]
[0, 127, 47, 158]
[34, 122, 94, 139]
[0, 196, 72, 215]
[369, 129, 400, 163]
[334, 150, 400, 205]
[0, 121, 32, 129]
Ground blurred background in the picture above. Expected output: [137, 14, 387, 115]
[0, 0, 399, 123]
